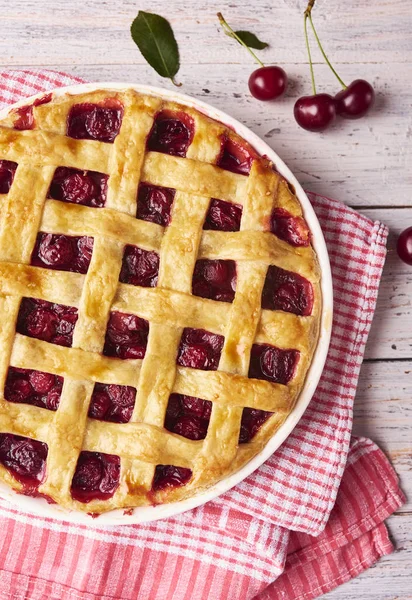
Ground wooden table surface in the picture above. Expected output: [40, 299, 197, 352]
[0, 0, 411, 597]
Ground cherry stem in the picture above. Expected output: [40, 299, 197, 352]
[217, 12, 265, 68]
[304, 14, 316, 95]
[171, 77, 182, 87]
[304, 0, 316, 18]
[308, 14, 346, 89]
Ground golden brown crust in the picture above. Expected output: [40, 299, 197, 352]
[0, 88, 321, 513]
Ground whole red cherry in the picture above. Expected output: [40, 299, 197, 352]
[397, 227, 412, 265]
[248, 66, 288, 101]
[335, 79, 375, 120]
[294, 93, 336, 132]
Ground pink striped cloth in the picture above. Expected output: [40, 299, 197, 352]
[0, 70, 405, 600]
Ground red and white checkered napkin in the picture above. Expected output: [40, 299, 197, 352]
[0, 70, 405, 600]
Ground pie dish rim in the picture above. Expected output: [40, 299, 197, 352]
[0, 81, 333, 524]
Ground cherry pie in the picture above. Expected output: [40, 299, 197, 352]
[0, 88, 320, 513]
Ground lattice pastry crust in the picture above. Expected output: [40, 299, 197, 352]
[0, 88, 321, 513]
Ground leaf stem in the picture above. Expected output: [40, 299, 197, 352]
[308, 14, 346, 89]
[171, 77, 182, 87]
[304, 14, 316, 95]
[217, 12, 265, 68]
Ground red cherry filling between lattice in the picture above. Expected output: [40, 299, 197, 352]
[152, 465, 192, 492]
[49, 167, 108, 208]
[0, 433, 48, 492]
[218, 137, 257, 175]
[17, 298, 78, 347]
[31, 233, 94, 274]
[249, 344, 299, 385]
[192, 259, 237, 303]
[71, 451, 121, 503]
[147, 110, 194, 157]
[177, 328, 224, 371]
[67, 103, 123, 143]
[103, 311, 149, 360]
[271, 208, 310, 247]
[13, 94, 52, 131]
[88, 383, 136, 424]
[5, 367, 63, 411]
[137, 183, 176, 227]
[120, 246, 159, 288]
[204, 198, 242, 232]
[165, 393, 212, 441]
[262, 265, 314, 316]
[0, 160, 17, 193]
[239, 408, 273, 444]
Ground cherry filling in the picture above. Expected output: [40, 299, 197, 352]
[120, 246, 159, 288]
[5, 367, 63, 411]
[192, 259, 237, 303]
[165, 393, 212, 440]
[0, 160, 17, 193]
[31, 233, 94, 274]
[17, 298, 78, 347]
[177, 328, 224, 371]
[71, 451, 120, 503]
[217, 138, 255, 175]
[152, 465, 192, 492]
[147, 111, 194, 157]
[137, 183, 175, 227]
[88, 383, 136, 423]
[203, 198, 242, 232]
[49, 167, 108, 208]
[103, 312, 149, 360]
[248, 344, 299, 385]
[239, 408, 273, 444]
[262, 265, 314, 316]
[67, 103, 123, 143]
[0, 433, 48, 489]
[13, 93, 52, 131]
[271, 208, 310, 247]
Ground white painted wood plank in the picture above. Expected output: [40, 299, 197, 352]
[1, 0, 412, 210]
[354, 360, 412, 513]
[0, 62, 409, 209]
[361, 209, 412, 361]
[1, 0, 411, 65]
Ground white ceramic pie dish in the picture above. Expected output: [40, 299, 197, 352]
[0, 82, 333, 525]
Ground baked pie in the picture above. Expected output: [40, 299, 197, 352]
[0, 87, 321, 513]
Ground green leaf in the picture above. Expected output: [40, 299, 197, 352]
[233, 30, 269, 50]
[131, 11, 180, 84]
